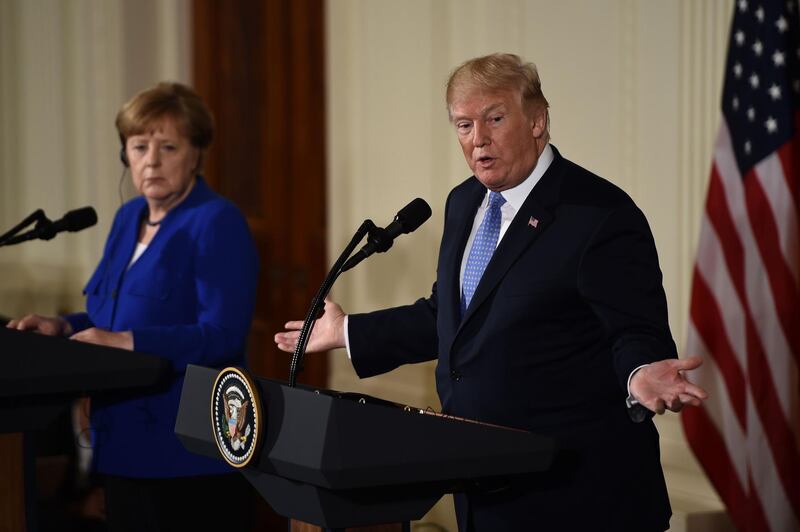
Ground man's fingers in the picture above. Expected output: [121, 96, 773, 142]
[678, 393, 702, 407]
[634, 356, 708, 416]
[274, 332, 299, 344]
[669, 402, 685, 413]
[680, 381, 708, 400]
[668, 393, 706, 412]
[675, 355, 703, 371]
[276, 303, 346, 353]
[275, 342, 295, 353]
[659, 391, 704, 413]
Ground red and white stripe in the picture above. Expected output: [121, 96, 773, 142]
[682, 118, 800, 531]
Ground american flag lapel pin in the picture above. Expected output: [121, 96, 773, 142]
[528, 216, 539, 229]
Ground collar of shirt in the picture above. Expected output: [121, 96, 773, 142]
[459, 143, 555, 288]
[496, 142, 554, 217]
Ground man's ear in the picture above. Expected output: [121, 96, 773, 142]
[531, 108, 548, 139]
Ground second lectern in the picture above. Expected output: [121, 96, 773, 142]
[175, 364, 556, 529]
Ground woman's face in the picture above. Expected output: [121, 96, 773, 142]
[125, 118, 200, 210]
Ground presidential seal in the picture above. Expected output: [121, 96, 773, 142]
[211, 367, 263, 468]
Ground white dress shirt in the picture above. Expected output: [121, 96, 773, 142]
[458, 143, 554, 292]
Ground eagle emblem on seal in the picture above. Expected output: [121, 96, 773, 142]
[223, 385, 251, 450]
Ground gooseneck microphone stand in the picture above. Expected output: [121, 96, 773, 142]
[289, 219, 385, 387]
[0, 209, 47, 247]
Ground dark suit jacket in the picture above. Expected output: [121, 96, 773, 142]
[349, 147, 675, 531]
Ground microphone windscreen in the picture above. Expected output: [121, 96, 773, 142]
[397, 198, 432, 233]
[63, 207, 98, 232]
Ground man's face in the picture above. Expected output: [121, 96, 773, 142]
[450, 89, 547, 192]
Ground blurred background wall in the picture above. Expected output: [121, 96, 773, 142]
[0, 0, 191, 319]
[0, 0, 735, 530]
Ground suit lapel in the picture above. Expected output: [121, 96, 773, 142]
[458, 148, 566, 327]
[443, 182, 486, 333]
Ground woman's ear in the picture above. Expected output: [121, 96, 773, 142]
[193, 149, 204, 174]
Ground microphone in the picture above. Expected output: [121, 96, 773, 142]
[0, 209, 47, 244]
[341, 198, 431, 272]
[289, 199, 430, 386]
[1, 207, 97, 246]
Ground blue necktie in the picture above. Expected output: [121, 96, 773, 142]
[462, 191, 506, 315]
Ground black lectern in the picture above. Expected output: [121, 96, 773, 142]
[0, 326, 170, 433]
[176, 364, 556, 529]
[0, 326, 170, 530]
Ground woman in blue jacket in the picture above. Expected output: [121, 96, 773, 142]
[8, 82, 259, 530]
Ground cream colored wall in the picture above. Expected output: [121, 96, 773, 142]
[0, 0, 190, 319]
[326, 1, 734, 530]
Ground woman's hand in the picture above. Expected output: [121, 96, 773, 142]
[6, 314, 72, 336]
[274, 298, 347, 353]
[71, 328, 134, 351]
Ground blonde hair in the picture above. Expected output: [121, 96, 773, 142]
[115, 82, 214, 149]
[446, 53, 549, 121]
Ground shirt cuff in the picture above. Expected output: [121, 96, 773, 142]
[344, 315, 352, 360]
[626, 364, 650, 405]
[626, 364, 651, 423]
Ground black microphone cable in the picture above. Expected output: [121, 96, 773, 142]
[118, 166, 127, 209]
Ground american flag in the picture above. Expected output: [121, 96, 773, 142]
[681, 1, 800, 530]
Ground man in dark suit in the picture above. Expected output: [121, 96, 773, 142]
[276, 53, 707, 531]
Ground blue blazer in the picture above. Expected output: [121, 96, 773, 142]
[66, 177, 258, 478]
[348, 147, 675, 531]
